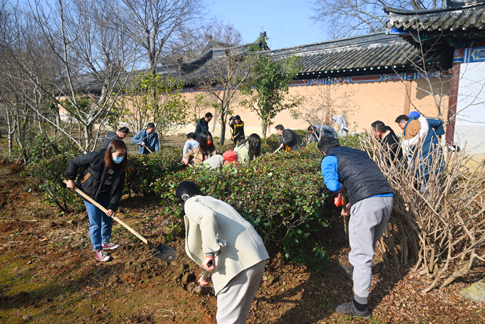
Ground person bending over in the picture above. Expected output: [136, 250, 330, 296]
[102, 127, 130, 148]
[319, 136, 393, 319]
[182, 131, 217, 166]
[308, 124, 336, 142]
[370, 121, 403, 165]
[175, 181, 269, 323]
[234, 133, 261, 163]
[182, 132, 199, 160]
[275, 124, 302, 152]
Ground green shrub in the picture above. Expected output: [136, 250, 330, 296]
[26, 152, 83, 212]
[153, 144, 329, 267]
[20, 134, 81, 164]
[126, 147, 184, 195]
[338, 133, 364, 149]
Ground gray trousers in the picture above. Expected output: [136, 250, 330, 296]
[349, 196, 393, 301]
[216, 260, 266, 324]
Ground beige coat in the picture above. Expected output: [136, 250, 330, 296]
[234, 142, 250, 163]
[183, 196, 269, 295]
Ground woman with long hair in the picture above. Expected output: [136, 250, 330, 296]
[66, 140, 129, 261]
[175, 181, 268, 323]
[234, 133, 261, 163]
[182, 130, 217, 166]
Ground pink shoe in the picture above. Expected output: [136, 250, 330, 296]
[102, 242, 120, 250]
[95, 249, 110, 262]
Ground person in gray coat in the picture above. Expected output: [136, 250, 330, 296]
[175, 181, 269, 324]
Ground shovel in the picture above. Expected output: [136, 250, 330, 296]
[194, 259, 214, 294]
[64, 180, 176, 262]
[273, 146, 283, 154]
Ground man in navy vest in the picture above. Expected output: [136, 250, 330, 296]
[319, 136, 393, 319]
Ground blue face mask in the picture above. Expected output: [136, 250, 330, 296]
[253, 143, 259, 147]
[113, 156, 124, 164]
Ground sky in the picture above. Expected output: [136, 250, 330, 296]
[209, 0, 327, 50]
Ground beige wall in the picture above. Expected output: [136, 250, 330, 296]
[179, 77, 450, 139]
[59, 76, 450, 140]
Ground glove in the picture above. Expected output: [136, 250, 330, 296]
[334, 193, 344, 207]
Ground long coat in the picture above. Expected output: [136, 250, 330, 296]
[183, 196, 269, 295]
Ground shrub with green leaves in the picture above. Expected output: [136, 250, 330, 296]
[153, 144, 329, 267]
[26, 152, 83, 212]
[126, 147, 184, 195]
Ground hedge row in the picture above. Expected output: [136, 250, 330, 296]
[153, 144, 329, 266]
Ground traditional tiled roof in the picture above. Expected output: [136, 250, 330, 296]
[63, 32, 451, 93]
[264, 33, 449, 77]
[385, 1, 485, 32]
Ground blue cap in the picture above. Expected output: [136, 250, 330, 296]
[408, 111, 420, 118]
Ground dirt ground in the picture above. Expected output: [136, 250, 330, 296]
[1, 162, 484, 324]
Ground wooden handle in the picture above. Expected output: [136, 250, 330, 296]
[63, 180, 148, 244]
[146, 147, 153, 153]
[273, 146, 282, 154]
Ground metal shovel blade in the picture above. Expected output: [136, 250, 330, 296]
[148, 240, 177, 262]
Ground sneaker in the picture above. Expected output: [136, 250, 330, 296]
[341, 265, 354, 280]
[102, 242, 120, 250]
[334, 300, 371, 319]
[95, 249, 110, 262]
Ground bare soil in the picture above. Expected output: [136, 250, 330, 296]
[0, 163, 484, 323]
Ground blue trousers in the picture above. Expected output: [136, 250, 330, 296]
[84, 195, 112, 251]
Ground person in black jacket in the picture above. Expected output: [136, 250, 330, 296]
[195, 112, 213, 141]
[101, 127, 130, 148]
[66, 140, 130, 262]
[229, 115, 245, 145]
[370, 121, 404, 165]
[275, 125, 302, 152]
[319, 136, 393, 319]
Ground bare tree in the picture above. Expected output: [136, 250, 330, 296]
[198, 48, 253, 145]
[0, 0, 137, 156]
[308, 0, 441, 39]
[109, 0, 207, 75]
[290, 80, 358, 141]
[162, 17, 244, 64]
[359, 133, 485, 293]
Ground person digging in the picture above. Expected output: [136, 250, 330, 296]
[66, 140, 129, 261]
[319, 136, 393, 319]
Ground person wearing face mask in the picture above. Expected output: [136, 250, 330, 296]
[65, 140, 130, 261]
[234, 133, 262, 163]
[182, 130, 217, 166]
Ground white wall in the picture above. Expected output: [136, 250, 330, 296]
[456, 61, 485, 154]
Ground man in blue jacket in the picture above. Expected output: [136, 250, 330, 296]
[319, 136, 393, 319]
[132, 123, 159, 154]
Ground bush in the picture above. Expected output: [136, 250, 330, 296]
[26, 152, 83, 212]
[21, 134, 81, 164]
[125, 147, 184, 195]
[337, 132, 364, 149]
[153, 144, 329, 267]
